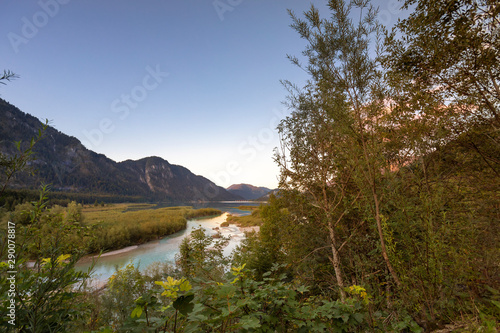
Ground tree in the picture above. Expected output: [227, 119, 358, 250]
[176, 228, 229, 281]
[379, 0, 500, 326]
[0, 69, 48, 199]
[385, 0, 500, 126]
[276, 0, 402, 299]
[383, 0, 500, 190]
[0, 124, 48, 199]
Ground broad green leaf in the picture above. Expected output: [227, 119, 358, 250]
[131, 306, 143, 318]
[353, 312, 364, 323]
[179, 279, 192, 292]
[239, 315, 260, 329]
[173, 294, 195, 316]
[296, 285, 309, 293]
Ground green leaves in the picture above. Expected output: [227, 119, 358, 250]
[173, 294, 195, 316]
[239, 315, 260, 330]
[140, 265, 371, 332]
[155, 277, 192, 299]
[216, 284, 237, 299]
[296, 285, 309, 294]
[0, 185, 93, 333]
[130, 305, 143, 319]
[387, 0, 500, 126]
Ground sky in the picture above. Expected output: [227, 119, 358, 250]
[1, 0, 404, 189]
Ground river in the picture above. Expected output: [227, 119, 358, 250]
[75, 202, 260, 283]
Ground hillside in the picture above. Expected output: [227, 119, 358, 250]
[227, 183, 272, 200]
[254, 189, 280, 201]
[0, 98, 242, 202]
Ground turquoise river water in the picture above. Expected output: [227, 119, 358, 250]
[75, 202, 260, 283]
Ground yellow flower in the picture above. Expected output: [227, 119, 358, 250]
[347, 285, 370, 304]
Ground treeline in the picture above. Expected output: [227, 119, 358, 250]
[0, 188, 147, 210]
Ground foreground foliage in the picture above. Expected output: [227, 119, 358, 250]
[0, 187, 93, 333]
[90, 229, 414, 333]
[268, 0, 500, 330]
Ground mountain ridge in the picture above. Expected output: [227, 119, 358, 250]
[227, 183, 272, 200]
[0, 98, 242, 202]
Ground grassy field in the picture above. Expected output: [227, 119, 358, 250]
[83, 204, 189, 226]
[222, 206, 264, 227]
[82, 204, 222, 253]
[234, 205, 259, 211]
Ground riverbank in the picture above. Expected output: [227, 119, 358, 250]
[74, 203, 262, 282]
[222, 205, 264, 228]
[239, 226, 260, 233]
[81, 204, 222, 254]
[76, 209, 262, 292]
[76, 212, 240, 280]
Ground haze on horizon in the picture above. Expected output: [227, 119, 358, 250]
[1, 0, 403, 189]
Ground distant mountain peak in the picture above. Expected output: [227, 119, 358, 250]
[227, 183, 272, 200]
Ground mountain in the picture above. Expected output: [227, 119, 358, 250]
[254, 189, 280, 201]
[227, 183, 272, 200]
[0, 98, 242, 201]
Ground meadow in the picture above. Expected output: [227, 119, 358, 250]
[82, 203, 222, 253]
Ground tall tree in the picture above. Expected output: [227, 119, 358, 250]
[277, 0, 402, 297]
[277, 86, 359, 300]
[380, 0, 500, 324]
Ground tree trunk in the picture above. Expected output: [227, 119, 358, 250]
[373, 191, 401, 287]
[327, 222, 347, 301]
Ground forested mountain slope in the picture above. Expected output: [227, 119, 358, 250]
[0, 98, 241, 201]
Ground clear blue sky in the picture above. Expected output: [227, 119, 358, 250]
[1, 0, 404, 189]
